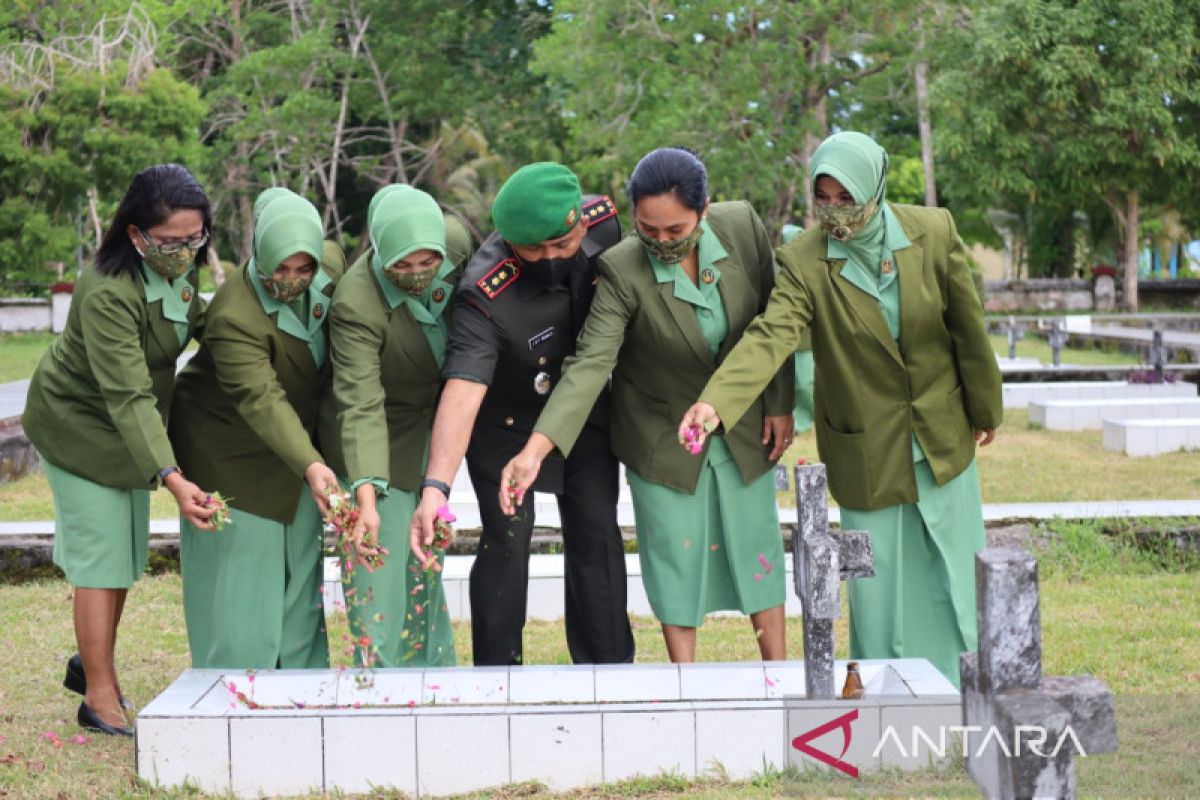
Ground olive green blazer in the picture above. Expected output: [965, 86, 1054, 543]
[318, 216, 474, 490]
[169, 256, 343, 523]
[535, 201, 794, 493]
[24, 265, 204, 489]
[699, 203, 1002, 510]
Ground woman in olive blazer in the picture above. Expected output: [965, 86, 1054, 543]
[169, 189, 344, 670]
[681, 132, 1003, 685]
[24, 164, 216, 736]
[317, 184, 474, 668]
[500, 148, 794, 662]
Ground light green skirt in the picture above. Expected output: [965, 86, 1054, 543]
[843, 458, 986, 688]
[180, 491, 329, 670]
[43, 458, 150, 589]
[336, 478, 455, 668]
[792, 351, 815, 433]
[627, 437, 786, 627]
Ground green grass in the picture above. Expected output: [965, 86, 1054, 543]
[987, 333, 1141, 366]
[0, 519, 1197, 798]
[6, 409, 1197, 522]
[0, 332, 55, 383]
[772, 408, 1200, 509]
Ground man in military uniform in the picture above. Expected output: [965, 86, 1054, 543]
[410, 162, 635, 666]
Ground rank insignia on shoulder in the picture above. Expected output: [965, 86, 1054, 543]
[583, 195, 618, 228]
[478, 258, 521, 300]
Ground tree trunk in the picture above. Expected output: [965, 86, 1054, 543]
[801, 37, 831, 229]
[914, 28, 937, 206]
[1121, 190, 1139, 311]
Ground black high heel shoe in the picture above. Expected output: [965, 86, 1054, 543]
[77, 701, 133, 737]
[64, 654, 136, 712]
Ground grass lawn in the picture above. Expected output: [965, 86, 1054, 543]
[986, 332, 1141, 366]
[0, 523, 1196, 798]
[5, 409, 1200, 521]
[0, 332, 55, 383]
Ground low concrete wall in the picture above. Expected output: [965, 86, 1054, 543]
[983, 279, 1094, 313]
[0, 299, 50, 333]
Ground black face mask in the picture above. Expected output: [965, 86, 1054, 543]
[520, 255, 577, 290]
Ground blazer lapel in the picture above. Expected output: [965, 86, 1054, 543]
[895, 237, 925, 361]
[828, 258, 905, 368]
[390, 305, 440, 379]
[657, 280, 713, 368]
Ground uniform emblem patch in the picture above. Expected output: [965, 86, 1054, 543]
[478, 258, 521, 300]
[313, 303, 324, 319]
[181, 286, 193, 302]
[701, 268, 715, 284]
[566, 207, 578, 227]
[534, 371, 552, 395]
[582, 195, 618, 228]
[432, 287, 446, 303]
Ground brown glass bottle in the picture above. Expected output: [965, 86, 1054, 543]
[841, 661, 864, 699]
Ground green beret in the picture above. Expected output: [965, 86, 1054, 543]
[491, 162, 582, 246]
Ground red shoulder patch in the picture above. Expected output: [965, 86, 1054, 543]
[583, 195, 618, 228]
[477, 257, 521, 300]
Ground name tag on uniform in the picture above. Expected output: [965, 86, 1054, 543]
[528, 326, 555, 350]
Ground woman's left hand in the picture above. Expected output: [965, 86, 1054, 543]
[762, 415, 794, 461]
[975, 428, 997, 447]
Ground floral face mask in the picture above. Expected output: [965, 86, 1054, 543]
[637, 222, 704, 265]
[814, 198, 878, 242]
[261, 273, 312, 303]
[137, 227, 206, 280]
[385, 264, 439, 297]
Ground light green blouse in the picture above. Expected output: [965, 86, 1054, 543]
[142, 266, 192, 347]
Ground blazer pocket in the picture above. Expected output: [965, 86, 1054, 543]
[818, 423, 873, 507]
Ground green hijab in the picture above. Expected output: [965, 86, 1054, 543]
[811, 131, 890, 277]
[369, 185, 446, 272]
[251, 193, 324, 279]
[252, 187, 292, 223]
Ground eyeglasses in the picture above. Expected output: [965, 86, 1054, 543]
[139, 228, 210, 255]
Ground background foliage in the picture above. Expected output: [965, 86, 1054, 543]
[1, 0, 1198, 305]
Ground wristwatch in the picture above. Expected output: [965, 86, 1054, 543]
[419, 478, 451, 500]
[156, 465, 182, 485]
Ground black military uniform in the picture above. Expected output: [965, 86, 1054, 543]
[443, 194, 635, 666]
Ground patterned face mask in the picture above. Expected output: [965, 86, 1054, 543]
[815, 199, 878, 242]
[637, 221, 704, 265]
[261, 273, 312, 303]
[141, 244, 197, 280]
[385, 264, 439, 297]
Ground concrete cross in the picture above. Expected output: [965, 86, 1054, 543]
[792, 462, 874, 699]
[961, 548, 1117, 799]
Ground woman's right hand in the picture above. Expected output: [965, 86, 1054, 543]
[498, 434, 555, 515]
[165, 472, 216, 530]
[351, 485, 384, 571]
[305, 462, 339, 513]
[678, 402, 721, 452]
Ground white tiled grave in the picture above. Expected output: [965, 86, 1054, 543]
[137, 659, 959, 798]
[1102, 417, 1200, 457]
[1002, 379, 1197, 410]
[1029, 396, 1200, 430]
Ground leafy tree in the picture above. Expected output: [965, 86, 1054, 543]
[935, 0, 1200, 307]
[531, 0, 913, 236]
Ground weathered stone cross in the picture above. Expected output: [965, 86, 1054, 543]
[961, 548, 1118, 799]
[791, 462, 875, 699]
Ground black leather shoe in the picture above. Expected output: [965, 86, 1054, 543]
[63, 654, 86, 695]
[64, 654, 135, 711]
[77, 701, 133, 737]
